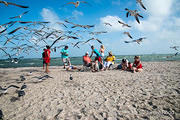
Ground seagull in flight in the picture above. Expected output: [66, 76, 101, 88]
[64, 1, 90, 8]
[123, 32, 133, 39]
[104, 22, 112, 26]
[118, 20, 131, 27]
[170, 46, 179, 51]
[136, 0, 146, 10]
[125, 8, 143, 24]
[84, 38, 102, 44]
[0, 0, 29, 8]
[124, 37, 146, 44]
[9, 11, 29, 19]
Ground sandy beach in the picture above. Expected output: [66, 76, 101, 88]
[0, 61, 180, 120]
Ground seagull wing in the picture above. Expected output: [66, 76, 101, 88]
[96, 39, 102, 44]
[139, 1, 146, 10]
[124, 41, 131, 43]
[8, 27, 22, 35]
[7, 2, 29, 8]
[7, 85, 20, 89]
[135, 15, 140, 24]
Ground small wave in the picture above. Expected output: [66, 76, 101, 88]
[27, 63, 35, 65]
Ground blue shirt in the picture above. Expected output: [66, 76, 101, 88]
[61, 48, 69, 58]
[93, 49, 101, 57]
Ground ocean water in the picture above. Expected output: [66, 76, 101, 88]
[0, 54, 179, 68]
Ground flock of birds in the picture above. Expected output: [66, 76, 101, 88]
[0, 0, 179, 63]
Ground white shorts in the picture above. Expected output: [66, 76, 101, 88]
[104, 61, 112, 68]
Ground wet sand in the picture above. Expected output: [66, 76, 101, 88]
[0, 61, 180, 120]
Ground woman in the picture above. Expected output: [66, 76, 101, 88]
[99, 45, 105, 58]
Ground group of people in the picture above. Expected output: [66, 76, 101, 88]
[42, 45, 143, 73]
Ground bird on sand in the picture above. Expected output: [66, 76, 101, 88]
[170, 46, 179, 51]
[124, 37, 146, 44]
[123, 32, 133, 39]
[0, 109, 3, 120]
[64, 1, 90, 8]
[136, 0, 146, 10]
[0, 85, 20, 95]
[125, 8, 143, 24]
[70, 74, 73, 80]
[118, 20, 131, 27]
[20, 75, 26, 81]
[20, 83, 27, 90]
[9, 11, 29, 19]
[0, 0, 29, 8]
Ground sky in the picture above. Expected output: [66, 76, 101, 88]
[0, 0, 180, 58]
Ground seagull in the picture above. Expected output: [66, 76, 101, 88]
[64, 1, 90, 8]
[136, 0, 146, 10]
[56, 22, 68, 28]
[0, 0, 29, 8]
[0, 109, 3, 120]
[170, 46, 179, 51]
[17, 90, 25, 97]
[65, 20, 95, 29]
[73, 41, 84, 48]
[175, 52, 179, 56]
[125, 8, 143, 24]
[20, 83, 27, 90]
[84, 38, 102, 44]
[0, 85, 20, 94]
[89, 31, 108, 35]
[104, 22, 112, 26]
[70, 74, 73, 80]
[118, 20, 131, 27]
[8, 27, 28, 35]
[9, 11, 29, 19]
[124, 37, 146, 44]
[123, 32, 133, 39]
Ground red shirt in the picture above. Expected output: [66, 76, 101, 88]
[83, 56, 91, 64]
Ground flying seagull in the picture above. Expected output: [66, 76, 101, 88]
[9, 11, 29, 19]
[125, 8, 143, 24]
[124, 37, 146, 44]
[64, 1, 90, 8]
[118, 20, 131, 27]
[123, 32, 133, 39]
[84, 38, 102, 44]
[170, 46, 179, 51]
[0, 0, 29, 8]
[104, 22, 112, 26]
[136, 0, 146, 10]
[8, 27, 27, 35]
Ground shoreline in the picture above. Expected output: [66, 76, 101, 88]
[0, 61, 180, 69]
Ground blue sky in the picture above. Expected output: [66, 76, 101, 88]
[0, 0, 180, 58]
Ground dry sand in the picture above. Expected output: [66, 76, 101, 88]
[0, 61, 180, 120]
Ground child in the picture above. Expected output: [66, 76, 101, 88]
[121, 58, 128, 70]
[133, 56, 143, 73]
[44, 46, 51, 73]
[127, 62, 132, 71]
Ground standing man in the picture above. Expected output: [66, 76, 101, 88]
[90, 45, 103, 71]
[61, 46, 71, 69]
[44, 45, 51, 73]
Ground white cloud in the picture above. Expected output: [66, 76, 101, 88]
[41, 8, 63, 30]
[97, 15, 130, 32]
[72, 10, 84, 19]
